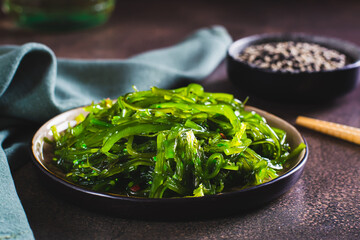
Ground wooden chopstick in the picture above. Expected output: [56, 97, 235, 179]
[295, 116, 360, 145]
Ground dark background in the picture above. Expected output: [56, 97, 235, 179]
[1, 1, 359, 239]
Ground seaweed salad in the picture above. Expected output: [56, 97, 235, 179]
[49, 84, 305, 198]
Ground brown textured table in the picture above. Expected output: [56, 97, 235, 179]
[1, 0, 359, 239]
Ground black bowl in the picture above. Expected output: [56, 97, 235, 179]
[227, 33, 360, 102]
[31, 105, 308, 220]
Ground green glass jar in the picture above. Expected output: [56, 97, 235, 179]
[2, 0, 115, 31]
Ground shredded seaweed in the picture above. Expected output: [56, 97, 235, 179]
[50, 84, 306, 198]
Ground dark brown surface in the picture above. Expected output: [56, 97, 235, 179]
[1, 0, 359, 239]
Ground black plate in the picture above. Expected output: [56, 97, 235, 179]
[31, 106, 308, 220]
[227, 33, 360, 101]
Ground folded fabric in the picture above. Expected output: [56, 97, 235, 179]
[0, 26, 232, 239]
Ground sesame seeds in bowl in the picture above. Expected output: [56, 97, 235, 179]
[226, 33, 360, 102]
[237, 41, 347, 73]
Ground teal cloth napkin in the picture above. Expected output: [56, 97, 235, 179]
[0, 26, 232, 239]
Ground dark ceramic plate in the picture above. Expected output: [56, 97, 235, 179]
[31, 106, 308, 220]
[227, 33, 360, 101]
